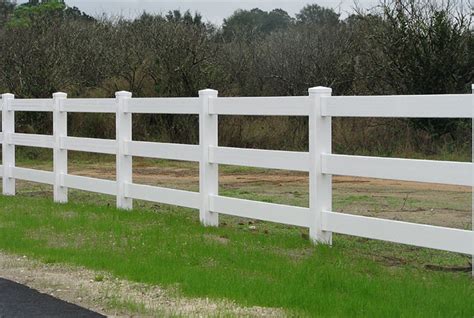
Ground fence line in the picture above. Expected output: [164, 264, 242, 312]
[0, 87, 473, 258]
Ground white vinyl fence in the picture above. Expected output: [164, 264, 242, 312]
[1, 87, 473, 257]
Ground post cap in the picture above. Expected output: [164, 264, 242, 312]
[115, 91, 132, 98]
[308, 86, 332, 95]
[198, 89, 218, 97]
[1, 93, 14, 99]
[53, 92, 67, 98]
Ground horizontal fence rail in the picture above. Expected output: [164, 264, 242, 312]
[210, 195, 312, 227]
[12, 167, 54, 185]
[8, 133, 54, 149]
[209, 96, 310, 116]
[10, 99, 54, 112]
[61, 98, 116, 113]
[0, 88, 472, 259]
[126, 141, 200, 162]
[127, 97, 199, 114]
[322, 94, 473, 118]
[322, 211, 472, 254]
[322, 154, 472, 186]
[61, 136, 116, 154]
[126, 183, 200, 209]
[209, 146, 310, 171]
[62, 174, 116, 196]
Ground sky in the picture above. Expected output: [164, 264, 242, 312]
[16, 0, 380, 24]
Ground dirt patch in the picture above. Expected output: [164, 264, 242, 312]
[69, 163, 470, 193]
[65, 164, 472, 192]
[333, 175, 471, 193]
[18, 161, 473, 230]
[368, 210, 471, 229]
[0, 251, 285, 317]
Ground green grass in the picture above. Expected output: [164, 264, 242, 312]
[0, 195, 472, 317]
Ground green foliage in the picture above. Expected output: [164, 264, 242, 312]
[0, 0, 15, 27]
[370, 0, 473, 136]
[222, 8, 293, 40]
[165, 9, 203, 26]
[6, 0, 92, 28]
[7, 0, 66, 28]
[296, 4, 341, 26]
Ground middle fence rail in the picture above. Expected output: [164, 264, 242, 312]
[0, 87, 473, 258]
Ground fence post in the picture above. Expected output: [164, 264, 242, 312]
[471, 83, 473, 277]
[53, 92, 68, 203]
[2, 93, 15, 196]
[116, 91, 133, 210]
[309, 86, 332, 244]
[199, 89, 219, 226]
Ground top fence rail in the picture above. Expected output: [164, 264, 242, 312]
[128, 97, 199, 114]
[9, 99, 53, 112]
[209, 96, 310, 116]
[322, 94, 472, 118]
[1, 94, 471, 118]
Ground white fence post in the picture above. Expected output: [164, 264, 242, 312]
[309, 86, 332, 244]
[53, 92, 68, 203]
[116, 91, 133, 210]
[2, 93, 15, 195]
[199, 89, 219, 226]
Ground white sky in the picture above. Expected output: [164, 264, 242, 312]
[16, 0, 380, 24]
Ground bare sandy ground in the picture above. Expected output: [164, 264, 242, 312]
[65, 162, 471, 229]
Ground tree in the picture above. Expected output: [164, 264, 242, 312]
[222, 8, 293, 41]
[165, 9, 203, 26]
[0, 0, 15, 28]
[0, 1, 471, 153]
[296, 4, 340, 26]
[369, 0, 473, 136]
[7, 0, 92, 28]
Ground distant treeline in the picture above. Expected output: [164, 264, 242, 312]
[0, 0, 472, 159]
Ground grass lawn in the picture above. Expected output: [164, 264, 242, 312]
[0, 193, 472, 317]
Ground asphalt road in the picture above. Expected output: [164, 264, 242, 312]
[0, 278, 105, 318]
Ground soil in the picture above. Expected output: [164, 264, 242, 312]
[67, 164, 471, 229]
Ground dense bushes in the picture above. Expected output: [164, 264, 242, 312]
[0, 0, 472, 158]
